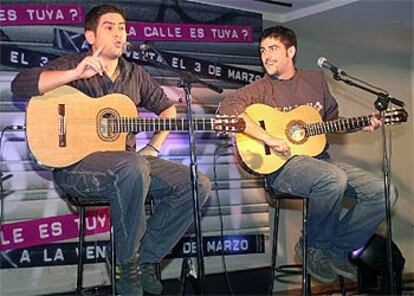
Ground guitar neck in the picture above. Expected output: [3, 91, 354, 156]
[306, 114, 373, 136]
[113, 117, 215, 133]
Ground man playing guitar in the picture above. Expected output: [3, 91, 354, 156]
[218, 26, 399, 283]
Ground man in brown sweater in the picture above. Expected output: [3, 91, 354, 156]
[219, 26, 397, 283]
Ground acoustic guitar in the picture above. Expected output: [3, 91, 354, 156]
[235, 103, 408, 175]
[26, 86, 245, 168]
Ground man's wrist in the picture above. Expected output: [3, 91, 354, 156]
[146, 143, 160, 153]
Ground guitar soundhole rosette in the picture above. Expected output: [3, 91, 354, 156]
[97, 108, 121, 142]
[286, 120, 307, 145]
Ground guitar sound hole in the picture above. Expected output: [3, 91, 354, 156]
[97, 109, 120, 142]
[286, 120, 307, 144]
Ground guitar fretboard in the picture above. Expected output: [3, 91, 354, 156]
[305, 115, 373, 136]
[110, 117, 215, 133]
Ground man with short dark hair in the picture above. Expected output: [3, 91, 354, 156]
[12, 4, 211, 295]
[218, 25, 398, 283]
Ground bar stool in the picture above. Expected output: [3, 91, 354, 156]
[264, 181, 347, 296]
[67, 194, 160, 296]
[67, 197, 116, 296]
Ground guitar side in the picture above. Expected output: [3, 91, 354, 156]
[235, 104, 327, 175]
[26, 86, 137, 168]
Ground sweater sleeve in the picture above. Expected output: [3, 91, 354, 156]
[218, 78, 268, 116]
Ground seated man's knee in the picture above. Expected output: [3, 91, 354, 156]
[319, 167, 348, 194]
[119, 152, 150, 180]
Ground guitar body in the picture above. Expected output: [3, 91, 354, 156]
[26, 86, 137, 168]
[235, 104, 327, 175]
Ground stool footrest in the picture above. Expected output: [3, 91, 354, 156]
[276, 264, 303, 275]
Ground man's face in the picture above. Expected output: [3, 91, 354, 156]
[86, 12, 127, 59]
[260, 37, 294, 77]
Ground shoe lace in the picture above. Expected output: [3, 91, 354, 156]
[308, 248, 330, 266]
[142, 263, 157, 278]
[120, 255, 141, 280]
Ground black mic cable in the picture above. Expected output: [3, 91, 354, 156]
[213, 142, 235, 296]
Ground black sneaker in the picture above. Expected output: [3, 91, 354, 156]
[117, 254, 143, 296]
[140, 263, 163, 295]
[295, 238, 337, 283]
[326, 251, 358, 281]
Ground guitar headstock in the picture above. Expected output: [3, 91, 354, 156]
[214, 115, 246, 134]
[382, 108, 408, 125]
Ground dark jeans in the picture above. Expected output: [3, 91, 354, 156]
[266, 155, 398, 259]
[53, 151, 211, 266]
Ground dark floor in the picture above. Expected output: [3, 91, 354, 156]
[48, 268, 414, 296]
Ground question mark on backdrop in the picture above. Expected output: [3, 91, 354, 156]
[241, 29, 249, 40]
[69, 8, 78, 22]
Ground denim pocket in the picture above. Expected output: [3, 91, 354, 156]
[53, 169, 114, 199]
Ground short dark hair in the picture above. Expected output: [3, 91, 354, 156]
[85, 4, 126, 32]
[260, 26, 297, 50]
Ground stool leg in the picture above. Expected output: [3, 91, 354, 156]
[149, 198, 161, 280]
[338, 276, 346, 296]
[268, 199, 281, 295]
[77, 206, 86, 295]
[302, 199, 311, 296]
[110, 221, 116, 296]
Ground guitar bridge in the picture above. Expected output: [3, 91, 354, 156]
[259, 120, 271, 155]
[58, 104, 66, 147]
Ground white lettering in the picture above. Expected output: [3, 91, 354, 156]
[10, 51, 28, 65]
[0, 9, 17, 21]
[96, 245, 106, 259]
[97, 215, 107, 228]
[210, 28, 239, 40]
[183, 241, 197, 254]
[228, 69, 260, 82]
[40, 56, 48, 67]
[13, 228, 24, 243]
[0, 230, 10, 245]
[55, 9, 64, 20]
[240, 239, 248, 251]
[144, 26, 182, 38]
[206, 239, 250, 253]
[39, 222, 61, 239]
[43, 249, 52, 262]
[51, 222, 62, 237]
[20, 249, 31, 263]
[86, 246, 94, 259]
[127, 26, 137, 37]
[190, 28, 204, 38]
[208, 65, 221, 77]
[85, 217, 96, 230]
[194, 62, 201, 73]
[172, 57, 186, 70]
[25, 8, 65, 21]
[0, 228, 24, 245]
[54, 248, 64, 261]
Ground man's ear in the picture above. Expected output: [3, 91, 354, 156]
[288, 46, 296, 59]
[85, 30, 95, 46]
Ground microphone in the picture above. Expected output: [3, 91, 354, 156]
[317, 57, 346, 75]
[122, 42, 152, 54]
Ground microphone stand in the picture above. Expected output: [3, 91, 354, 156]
[333, 73, 404, 295]
[139, 47, 223, 295]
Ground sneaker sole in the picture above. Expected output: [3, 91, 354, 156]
[330, 264, 357, 281]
